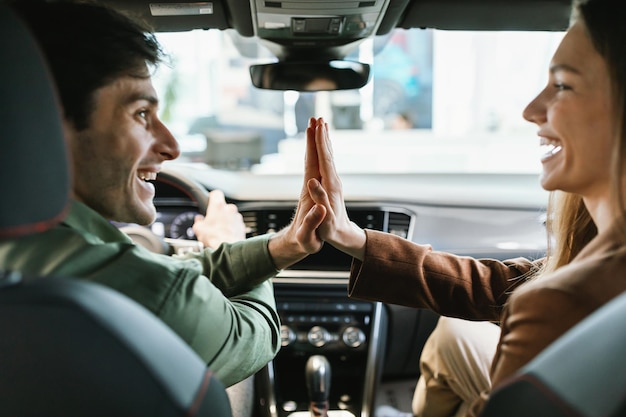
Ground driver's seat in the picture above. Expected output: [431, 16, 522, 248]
[0, 5, 232, 416]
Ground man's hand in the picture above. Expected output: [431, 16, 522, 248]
[193, 189, 246, 249]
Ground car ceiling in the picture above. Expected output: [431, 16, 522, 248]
[100, 0, 572, 61]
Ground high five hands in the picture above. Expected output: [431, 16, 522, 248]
[194, 117, 366, 267]
[303, 117, 367, 261]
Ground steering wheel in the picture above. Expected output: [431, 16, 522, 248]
[155, 166, 209, 214]
[119, 166, 209, 255]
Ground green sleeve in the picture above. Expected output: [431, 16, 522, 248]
[175, 234, 279, 297]
[158, 271, 280, 387]
[166, 234, 281, 386]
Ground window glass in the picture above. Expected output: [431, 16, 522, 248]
[153, 28, 564, 174]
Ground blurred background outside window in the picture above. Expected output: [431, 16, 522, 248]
[153, 28, 564, 174]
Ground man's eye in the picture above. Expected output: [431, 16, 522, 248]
[553, 83, 570, 91]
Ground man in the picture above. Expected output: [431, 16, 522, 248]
[0, 0, 325, 387]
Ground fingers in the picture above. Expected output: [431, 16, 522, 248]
[289, 116, 337, 256]
[207, 189, 239, 218]
[304, 204, 326, 229]
[314, 118, 340, 187]
[205, 189, 227, 217]
[304, 117, 320, 183]
[194, 188, 247, 248]
[307, 178, 331, 208]
[295, 204, 327, 253]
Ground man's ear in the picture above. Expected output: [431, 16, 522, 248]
[61, 116, 80, 145]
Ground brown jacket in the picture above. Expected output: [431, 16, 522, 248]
[348, 227, 626, 416]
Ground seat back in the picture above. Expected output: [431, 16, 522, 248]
[480, 291, 626, 417]
[0, 1, 69, 239]
[0, 5, 232, 416]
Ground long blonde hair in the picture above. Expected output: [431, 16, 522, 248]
[538, 191, 597, 276]
[574, 0, 626, 238]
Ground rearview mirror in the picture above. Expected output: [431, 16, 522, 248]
[249, 60, 370, 92]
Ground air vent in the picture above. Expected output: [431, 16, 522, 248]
[242, 209, 294, 237]
[243, 207, 412, 239]
[386, 211, 411, 238]
[243, 211, 259, 237]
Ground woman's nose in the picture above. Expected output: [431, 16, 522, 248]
[523, 88, 548, 125]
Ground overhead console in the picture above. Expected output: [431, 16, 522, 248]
[244, 204, 414, 417]
[251, 0, 390, 41]
[248, 0, 391, 61]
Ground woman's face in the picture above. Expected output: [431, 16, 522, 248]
[523, 19, 615, 202]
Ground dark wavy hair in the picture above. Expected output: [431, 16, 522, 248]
[11, 0, 165, 130]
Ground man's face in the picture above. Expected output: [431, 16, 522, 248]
[66, 75, 180, 225]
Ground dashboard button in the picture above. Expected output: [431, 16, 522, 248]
[307, 326, 330, 347]
[280, 325, 296, 347]
[342, 326, 365, 348]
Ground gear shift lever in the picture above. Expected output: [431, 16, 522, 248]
[305, 355, 331, 417]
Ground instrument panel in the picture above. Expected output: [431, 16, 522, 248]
[154, 209, 199, 240]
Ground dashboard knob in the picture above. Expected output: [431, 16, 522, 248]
[280, 325, 296, 347]
[307, 326, 331, 347]
[341, 326, 365, 348]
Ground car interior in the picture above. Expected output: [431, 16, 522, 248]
[1, 0, 625, 416]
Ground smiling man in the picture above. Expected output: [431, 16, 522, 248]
[0, 0, 326, 387]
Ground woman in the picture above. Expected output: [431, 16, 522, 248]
[300, 0, 626, 415]
[412, 193, 595, 417]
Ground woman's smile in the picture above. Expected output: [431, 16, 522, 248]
[539, 137, 563, 162]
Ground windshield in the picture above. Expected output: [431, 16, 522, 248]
[153, 28, 564, 174]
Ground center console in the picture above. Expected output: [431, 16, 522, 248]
[257, 278, 386, 417]
[242, 204, 413, 417]
[256, 277, 386, 417]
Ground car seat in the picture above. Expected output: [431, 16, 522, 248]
[480, 290, 626, 417]
[0, 5, 232, 416]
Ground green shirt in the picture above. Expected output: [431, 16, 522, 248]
[0, 200, 281, 387]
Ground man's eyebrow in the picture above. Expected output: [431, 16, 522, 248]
[139, 95, 159, 105]
[549, 63, 582, 75]
[125, 92, 159, 106]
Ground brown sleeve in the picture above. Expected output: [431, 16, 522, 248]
[489, 286, 589, 388]
[348, 229, 540, 321]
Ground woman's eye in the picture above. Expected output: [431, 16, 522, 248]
[553, 83, 570, 91]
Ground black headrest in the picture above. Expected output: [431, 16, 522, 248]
[0, 275, 233, 416]
[0, 4, 70, 240]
